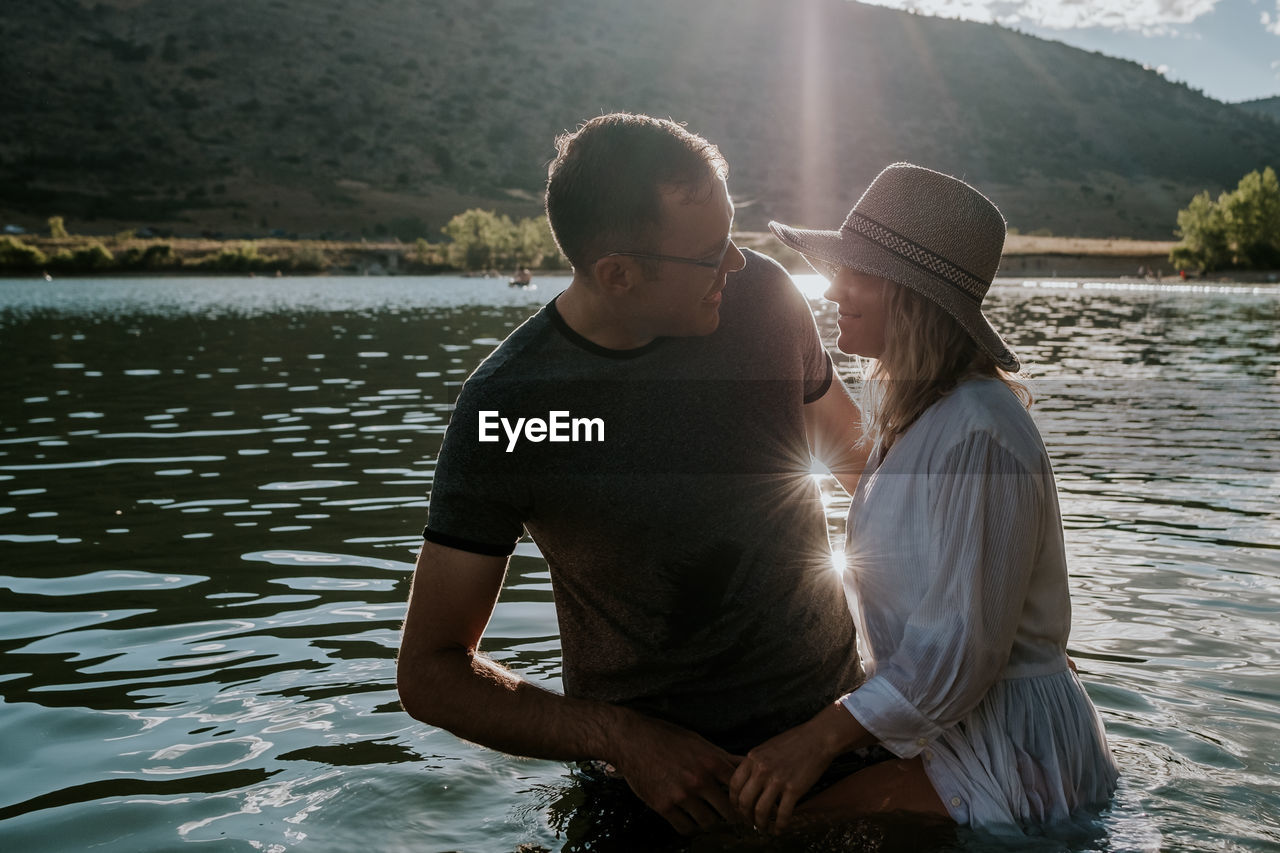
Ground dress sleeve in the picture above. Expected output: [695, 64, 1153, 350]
[839, 430, 1045, 757]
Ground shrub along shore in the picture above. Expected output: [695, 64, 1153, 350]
[0, 234, 463, 277]
[8, 229, 1279, 281]
[0, 208, 566, 277]
[4, 167, 1275, 280]
[0, 231, 1211, 279]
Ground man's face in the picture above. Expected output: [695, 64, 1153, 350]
[630, 178, 746, 338]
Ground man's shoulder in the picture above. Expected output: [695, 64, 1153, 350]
[721, 249, 811, 331]
[465, 302, 555, 381]
[455, 305, 557, 405]
[731, 248, 794, 296]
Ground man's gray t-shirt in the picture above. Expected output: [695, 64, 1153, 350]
[424, 250, 863, 752]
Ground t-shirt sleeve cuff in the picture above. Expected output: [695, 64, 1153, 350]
[839, 675, 942, 758]
[422, 526, 517, 557]
[803, 353, 835, 404]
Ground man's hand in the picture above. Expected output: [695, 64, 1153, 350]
[609, 714, 743, 835]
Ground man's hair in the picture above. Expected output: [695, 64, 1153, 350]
[545, 113, 728, 272]
[860, 281, 1030, 450]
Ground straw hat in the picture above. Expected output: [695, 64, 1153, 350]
[769, 163, 1019, 372]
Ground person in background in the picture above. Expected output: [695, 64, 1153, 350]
[730, 163, 1119, 835]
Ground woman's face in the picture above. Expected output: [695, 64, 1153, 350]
[824, 268, 891, 358]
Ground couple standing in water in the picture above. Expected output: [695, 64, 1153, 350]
[397, 112, 1118, 840]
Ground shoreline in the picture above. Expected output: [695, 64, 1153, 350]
[2, 233, 1275, 281]
[4, 271, 1275, 288]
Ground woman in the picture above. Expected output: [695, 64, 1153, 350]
[729, 163, 1118, 835]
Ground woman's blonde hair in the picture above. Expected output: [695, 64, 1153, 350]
[860, 280, 1030, 450]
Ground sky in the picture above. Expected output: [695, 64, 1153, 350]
[855, 0, 1280, 103]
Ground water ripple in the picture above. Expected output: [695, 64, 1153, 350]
[0, 278, 1276, 851]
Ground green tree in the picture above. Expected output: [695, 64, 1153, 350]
[441, 209, 512, 270]
[48, 216, 69, 239]
[0, 236, 48, 271]
[413, 238, 446, 267]
[288, 244, 327, 273]
[1170, 167, 1280, 272]
[71, 242, 115, 270]
[1220, 166, 1280, 269]
[141, 243, 175, 269]
[441, 210, 567, 271]
[512, 215, 562, 268]
[1171, 190, 1229, 272]
[205, 242, 264, 272]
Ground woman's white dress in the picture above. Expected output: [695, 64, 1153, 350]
[840, 377, 1118, 832]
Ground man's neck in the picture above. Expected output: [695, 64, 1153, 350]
[554, 278, 656, 351]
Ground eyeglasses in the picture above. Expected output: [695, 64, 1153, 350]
[603, 237, 735, 270]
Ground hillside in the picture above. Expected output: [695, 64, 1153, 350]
[2, 0, 1278, 241]
[1236, 96, 1280, 122]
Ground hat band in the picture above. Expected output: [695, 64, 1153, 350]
[842, 211, 988, 304]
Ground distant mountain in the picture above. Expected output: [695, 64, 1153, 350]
[2, 0, 1278, 240]
[1235, 96, 1280, 123]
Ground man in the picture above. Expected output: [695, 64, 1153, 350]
[397, 113, 867, 836]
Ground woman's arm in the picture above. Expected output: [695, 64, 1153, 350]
[729, 701, 874, 831]
[841, 430, 1045, 754]
[731, 430, 1047, 830]
[804, 379, 869, 494]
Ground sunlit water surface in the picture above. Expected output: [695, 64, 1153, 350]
[0, 274, 1277, 852]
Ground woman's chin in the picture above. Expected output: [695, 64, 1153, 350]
[832, 329, 883, 358]
[835, 334, 860, 357]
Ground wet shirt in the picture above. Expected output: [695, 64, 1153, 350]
[424, 251, 863, 750]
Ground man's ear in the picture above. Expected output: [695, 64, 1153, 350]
[592, 255, 637, 295]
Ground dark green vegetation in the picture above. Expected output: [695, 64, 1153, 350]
[437, 209, 560, 270]
[0, 207, 565, 275]
[2, 0, 1277, 241]
[0, 234, 333, 275]
[1171, 168, 1280, 272]
[0, 234, 448, 276]
[1235, 96, 1280, 123]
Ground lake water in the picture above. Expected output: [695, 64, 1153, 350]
[0, 274, 1277, 852]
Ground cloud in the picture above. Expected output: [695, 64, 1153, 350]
[1264, 4, 1280, 35]
[857, 0, 1222, 34]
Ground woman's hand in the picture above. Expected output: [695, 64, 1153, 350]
[729, 720, 838, 833]
[730, 702, 872, 833]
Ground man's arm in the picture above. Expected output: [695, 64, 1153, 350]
[804, 378, 868, 495]
[396, 540, 743, 834]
